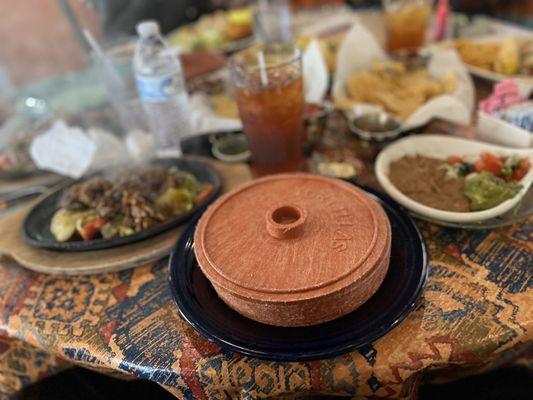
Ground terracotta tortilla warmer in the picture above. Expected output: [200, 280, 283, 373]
[194, 173, 391, 327]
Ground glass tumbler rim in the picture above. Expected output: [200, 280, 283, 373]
[228, 43, 302, 78]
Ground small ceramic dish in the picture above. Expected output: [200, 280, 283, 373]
[346, 110, 402, 142]
[211, 133, 250, 163]
[375, 134, 533, 224]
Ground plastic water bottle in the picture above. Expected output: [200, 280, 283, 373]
[133, 20, 192, 157]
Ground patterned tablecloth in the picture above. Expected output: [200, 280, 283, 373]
[1, 114, 532, 399]
[0, 214, 531, 399]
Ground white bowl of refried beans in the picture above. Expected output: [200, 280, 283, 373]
[376, 135, 533, 224]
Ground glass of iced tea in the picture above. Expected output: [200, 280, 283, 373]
[229, 43, 305, 176]
[382, 0, 432, 54]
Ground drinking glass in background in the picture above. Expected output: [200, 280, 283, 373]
[229, 44, 305, 176]
[254, 0, 293, 43]
[93, 44, 148, 136]
[290, 0, 345, 10]
[382, 0, 433, 54]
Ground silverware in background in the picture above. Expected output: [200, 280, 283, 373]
[0, 179, 71, 216]
[0, 186, 48, 215]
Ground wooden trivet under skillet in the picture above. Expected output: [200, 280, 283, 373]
[0, 160, 252, 275]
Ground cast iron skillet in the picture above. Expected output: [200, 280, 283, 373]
[168, 183, 428, 361]
[23, 158, 221, 252]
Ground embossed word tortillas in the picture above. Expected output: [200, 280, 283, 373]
[194, 173, 391, 327]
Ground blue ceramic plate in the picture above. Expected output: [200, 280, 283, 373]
[168, 183, 428, 361]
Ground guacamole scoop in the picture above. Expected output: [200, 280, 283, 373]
[464, 172, 522, 211]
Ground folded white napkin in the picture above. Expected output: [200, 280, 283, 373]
[303, 40, 329, 104]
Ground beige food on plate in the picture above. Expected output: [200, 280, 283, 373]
[453, 38, 500, 71]
[338, 61, 457, 120]
[168, 7, 253, 50]
[454, 37, 533, 76]
[211, 93, 239, 119]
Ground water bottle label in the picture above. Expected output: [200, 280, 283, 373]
[136, 73, 179, 101]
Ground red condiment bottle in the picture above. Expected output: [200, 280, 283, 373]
[434, 0, 451, 42]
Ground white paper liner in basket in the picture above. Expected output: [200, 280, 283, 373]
[332, 23, 475, 130]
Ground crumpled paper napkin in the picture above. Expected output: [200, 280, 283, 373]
[29, 94, 247, 178]
[332, 23, 475, 129]
[30, 120, 127, 178]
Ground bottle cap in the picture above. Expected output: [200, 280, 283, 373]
[136, 20, 160, 37]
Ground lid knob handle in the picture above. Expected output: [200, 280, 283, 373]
[266, 205, 307, 240]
